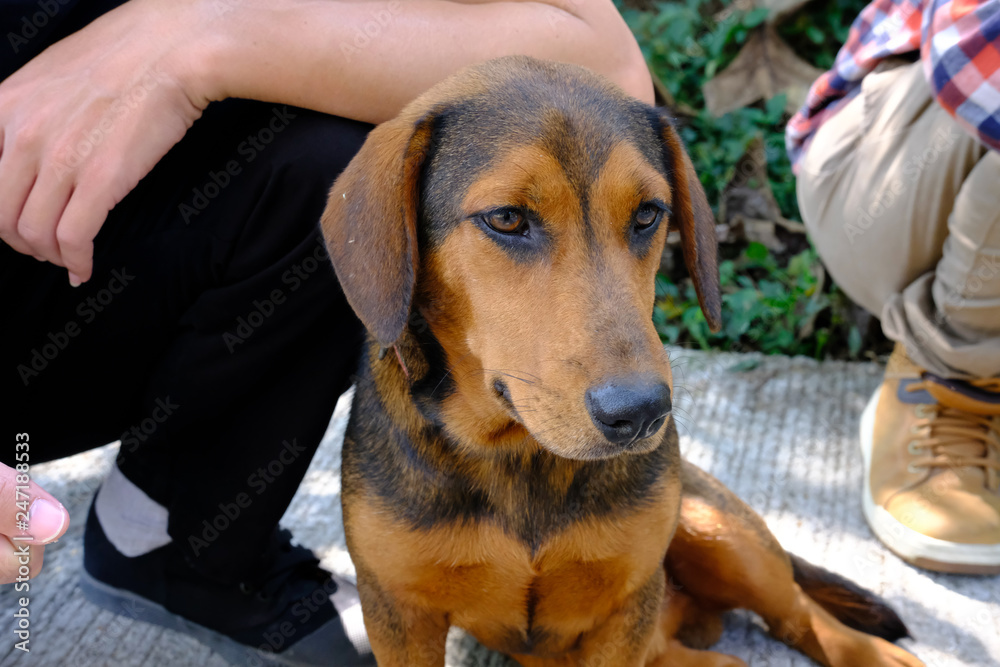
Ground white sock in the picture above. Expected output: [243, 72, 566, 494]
[95, 465, 172, 557]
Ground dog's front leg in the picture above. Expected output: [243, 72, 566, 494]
[567, 568, 665, 667]
[355, 567, 449, 667]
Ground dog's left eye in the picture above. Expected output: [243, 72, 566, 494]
[480, 208, 527, 235]
[634, 203, 663, 231]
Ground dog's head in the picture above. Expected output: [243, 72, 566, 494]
[322, 56, 720, 460]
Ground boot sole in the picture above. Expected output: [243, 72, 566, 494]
[80, 569, 316, 667]
[860, 386, 1000, 575]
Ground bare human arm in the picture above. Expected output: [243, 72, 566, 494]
[202, 0, 653, 123]
[0, 0, 651, 285]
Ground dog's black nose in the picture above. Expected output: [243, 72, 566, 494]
[585, 379, 671, 445]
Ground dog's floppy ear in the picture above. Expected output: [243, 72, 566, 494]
[652, 111, 722, 332]
[321, 110, 440, 348]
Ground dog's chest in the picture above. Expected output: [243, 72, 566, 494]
[343, 395, 682, 656]
[350, 488, 677, 657]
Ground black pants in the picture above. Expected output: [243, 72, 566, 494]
[2, 32, 371, 580]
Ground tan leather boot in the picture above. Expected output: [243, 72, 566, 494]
[861, 344, 1000, 574]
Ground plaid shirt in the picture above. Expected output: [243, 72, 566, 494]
[786, 0, 1000, 170]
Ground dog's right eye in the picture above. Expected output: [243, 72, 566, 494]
[480, 208, 527, 235]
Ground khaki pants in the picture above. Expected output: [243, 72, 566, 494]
[797, 61, 1000, 379]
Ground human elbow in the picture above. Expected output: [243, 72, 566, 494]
[614, 48, 654, 105]
[585, 21, 653, 104]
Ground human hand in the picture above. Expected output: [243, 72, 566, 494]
[0, 0, 210, 285]
[1, 461, 70, 584]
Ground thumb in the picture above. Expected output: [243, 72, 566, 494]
[0, 463, 70, 545]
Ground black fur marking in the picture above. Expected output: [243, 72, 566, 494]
[493, 583, 551, 654]
[408, 323, 455, 427]
[495, 623, 557, 657]
[628, 568, 667, 647]
[790, 553, 910, 642]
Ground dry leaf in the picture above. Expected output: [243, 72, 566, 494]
[717, 134, 805, 252]
[720, 135, 782, 225]
[739, 217, 786, 253]
[725, 187, 780, 222]
[702, 25, 823, 117]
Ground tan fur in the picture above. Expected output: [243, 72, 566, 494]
[418, 141, 673, 458]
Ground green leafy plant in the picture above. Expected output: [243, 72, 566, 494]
[618, 0, 878, 359]
[778, 0, 867, 70]
[654, 243, 863, 359]
[619, 0, 868, 220]
[619, 0, 794, 215]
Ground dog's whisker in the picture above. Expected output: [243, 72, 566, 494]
[671, 417, 693, 439]
[428, 349, 478, 397]
[476, 368, 542, 385]
[670, 410, 695, 426]
[451, 366, 540, 390]
[671, 386, 697, 404]
[490, 372, 538, 386]
[669, 399, 695, 413]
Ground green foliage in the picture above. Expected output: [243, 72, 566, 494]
[618, 0, 799, 218]
[618, 0, 869, 224]
[618, 0, 873, 358]
[654, 243, 862, 359]
[779, 0, 867, 71]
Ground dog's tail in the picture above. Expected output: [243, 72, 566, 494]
[789, 552, 910, 642]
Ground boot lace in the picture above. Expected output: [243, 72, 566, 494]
[905, 382, 1000, 491]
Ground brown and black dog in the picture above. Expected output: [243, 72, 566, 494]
[320, 56, 923, 667]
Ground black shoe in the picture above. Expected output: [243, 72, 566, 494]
[81, 500, 374, 666]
